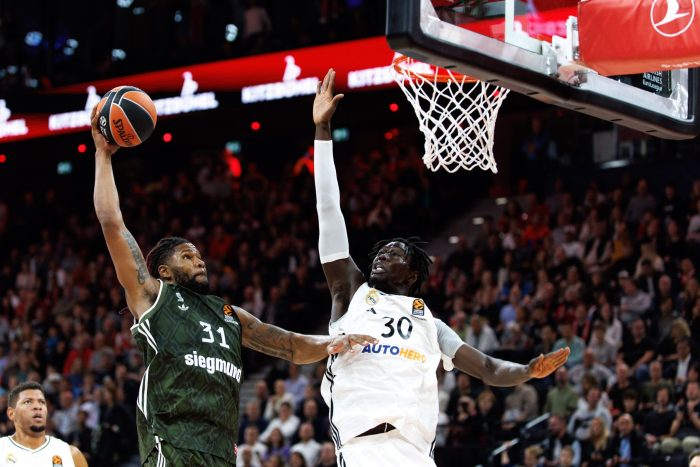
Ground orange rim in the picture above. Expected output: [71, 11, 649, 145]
[392, 55, 478, 83]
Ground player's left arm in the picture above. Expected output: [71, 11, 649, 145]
[434, 318, 569, 386]
[70, 445, 89, 467]
[236, 307, 377, 364]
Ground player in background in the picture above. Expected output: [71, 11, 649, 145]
[90, 107, 375, 467]
[0, 382, 89, 467]
[313, 69, 570, 466]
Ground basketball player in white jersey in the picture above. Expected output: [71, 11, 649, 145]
[312, 69, 570, 466]
[0, 382, 88, 467]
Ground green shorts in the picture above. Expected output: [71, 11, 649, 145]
[143, 442, 236, 467]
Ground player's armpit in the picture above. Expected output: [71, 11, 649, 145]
[70, 445, 89, 467]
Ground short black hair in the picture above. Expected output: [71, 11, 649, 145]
[146, 237, 190, 278]
[369, 237, 433, 295]
[8, 382, 44, 408]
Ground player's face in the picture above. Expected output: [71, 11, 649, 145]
[8, 390, 47, 435]
[169, 243, 209, 294]
[369, 241, 417, 294]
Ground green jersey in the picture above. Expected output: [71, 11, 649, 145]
[131, 280, 243, 463]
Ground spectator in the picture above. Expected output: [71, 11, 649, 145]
[291, 422, 321, 466]
[617, 319, 654, 382]
[285, 364, 310, 408]
[625, 178, 657, 227]
[465, 314, 499, 355]
[580, 416, 609, 467]
[643, 386, 679, 454]
[544, 367, 579, 418]
[317, 441, 337, 466]
[567, 386, 612, 442]
[238, 426, 268, 467]
[553, 321, 585, 368]
[261, 401, 300, 444]
[52, 389, 78, 440]
[665, 337, 696, 386]
[641, 361, 674, 408]
[569, 349, 613, 392]
[68, 409, 94, 463]
[618, 274, 652, 325]
[605, 413, 647, 466]
[587, 321, 618, 369]
[608, 363, 634, 415]
[263, 427, 291, 463]
[289, 451, 308, 467]
[240, 399, 269, 444]
[670, 381, 700, 453]
[543, 414, 581, 466]
[264, 379, 295, 420]
[298, 398, 328, 443]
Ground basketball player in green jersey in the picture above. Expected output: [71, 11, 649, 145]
[89, 107, 376, 467]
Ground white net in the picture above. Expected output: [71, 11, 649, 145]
[391, 56, 509, 173]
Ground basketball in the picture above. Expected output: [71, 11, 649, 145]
[96, 86, 157, 147]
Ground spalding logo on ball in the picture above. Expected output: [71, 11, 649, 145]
[96, 86, 157, 147]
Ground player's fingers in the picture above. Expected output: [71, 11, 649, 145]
[331, 94, 344, 106]
[348, 334, 377, 347]
[316, 80, 322, 95]
[90, 104, 98, 122]
[329, 69, 336, 94]
[322, 69, 332, 92]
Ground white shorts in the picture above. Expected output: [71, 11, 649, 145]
[337, 429, 436, 467]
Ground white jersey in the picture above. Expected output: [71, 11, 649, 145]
[0, 435, 75, 467]
[321, 283, 441, 456]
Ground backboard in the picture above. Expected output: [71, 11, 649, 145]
[386, 0, 699, 139]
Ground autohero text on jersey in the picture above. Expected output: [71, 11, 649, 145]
[184, 350, 242, 382]
[361, 342, 427, 363]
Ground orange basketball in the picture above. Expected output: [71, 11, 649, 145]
[96, 86, 157, 147]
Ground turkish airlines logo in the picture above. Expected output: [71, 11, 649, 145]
[651, 0, 695, 37]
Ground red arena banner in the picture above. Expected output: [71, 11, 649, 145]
[0, 37, 398, 143]
[579, 0, 700, 76]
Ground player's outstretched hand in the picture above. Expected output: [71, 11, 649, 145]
[327, 334, 377, 355]
[313, 68, 344, 126]
[527, 347, 570, 379]
[90, 105, 120, 157]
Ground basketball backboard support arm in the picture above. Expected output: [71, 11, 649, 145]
[386, 0, 699, 139]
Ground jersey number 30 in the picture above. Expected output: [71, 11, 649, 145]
[381, 316, 413, 340]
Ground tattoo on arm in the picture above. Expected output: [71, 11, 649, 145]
[122, 230, 148, 285]
[244, 319, 294, 361]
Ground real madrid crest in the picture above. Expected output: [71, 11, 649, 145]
[365, 289, 379, 306]
[5, 453, 16, 464]
[52, 455, 63, 467]
[412, 299, 425, 316]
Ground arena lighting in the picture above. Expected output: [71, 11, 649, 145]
[473, 217, 485, 225]
[250, 121, 261, 131]
[77, 144, 87, 153]
[116, 0, 134, 7]
[111, 49, 127, 61]
[162, 133, 173, 143]
[132, 6, 145, 15]
[495, 197, 508, 206]
[0, 155, 6, 163]
[389, 103, 399, 112]
[225, 24, 238, 42]
[384, 131, 393, 140]
[24, 31, 43, 47]
[174, 10, 183, 23]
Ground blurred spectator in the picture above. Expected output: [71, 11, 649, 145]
[569, 350, 613, 393]
[587, 321, 618, 369]
[670, 381, 700, 452]
[238, 426, 267, 467]
[264, 379, 295, 420]
[261, 401, 300, 444]
[291, 422, 320, 466]
[317, 441, 337, 466]
[544, 367, 578, 418]
[580, 416, 609, 467]
[641, 361, 674, 408]
[285, 364, 309, 408]
[643, 386, 679, 454]
[465, 315, 498, 355]
[263, 427, 291, 463]
[240, 400, 269, 444]
[52, 389, 78, 440]
[606, 413, 647, 466]
[567, 386, 612, 442]
[543, 414, 581, 466]
[617, 319, 654, 382]
[553, 321, 585, 368]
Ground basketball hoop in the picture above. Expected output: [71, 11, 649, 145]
[391, 55, 509, 173]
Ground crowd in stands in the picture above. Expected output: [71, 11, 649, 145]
[1, 114, 700, 465]
[0, 0, 386, 91]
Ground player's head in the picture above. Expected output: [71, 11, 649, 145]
[7, 381, 47, 436]
[368, 237, 432, 295]
[146, 237, 209, 294]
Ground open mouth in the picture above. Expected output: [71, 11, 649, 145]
[371, 264, 386, 274]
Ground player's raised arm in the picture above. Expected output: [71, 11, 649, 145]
[434, 319, 570, 386]
[91, 106, 159, 319]
[236, 306, 376, 364]
[313, 69, 365, 322]
[70, 445, 89, 467]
